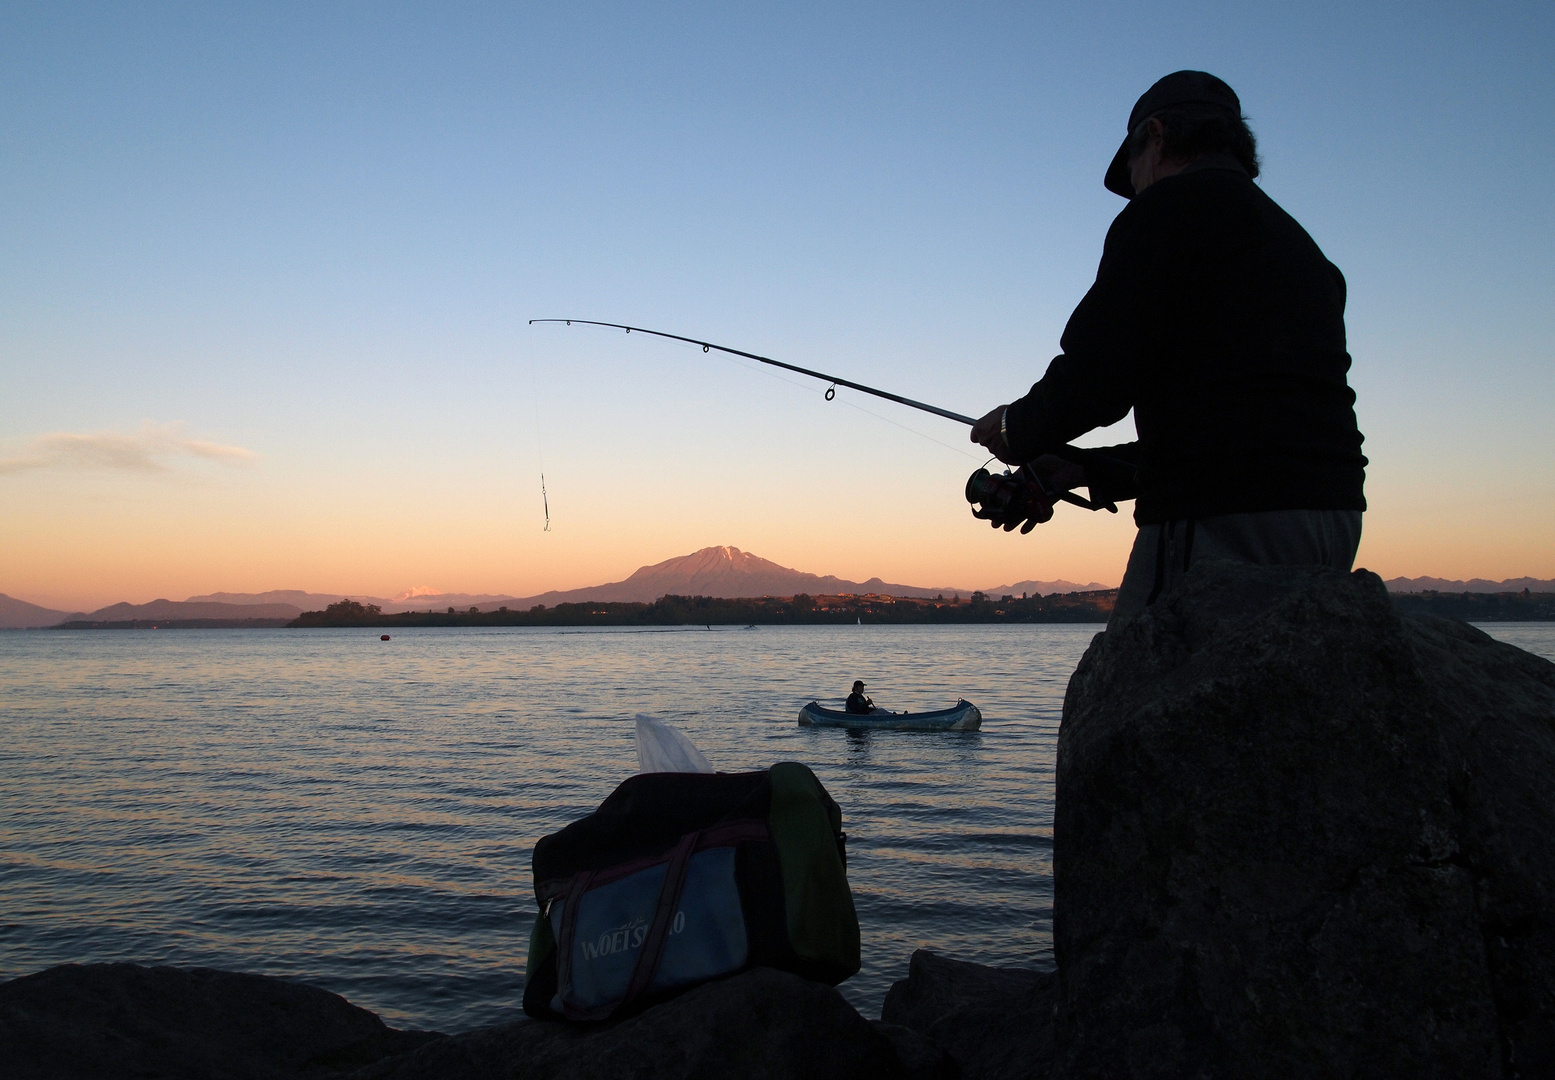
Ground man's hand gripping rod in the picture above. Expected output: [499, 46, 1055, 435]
[529, 318, 1116, 515]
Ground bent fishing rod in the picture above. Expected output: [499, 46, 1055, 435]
[529, 318, 975, 424]
[529, 319, 1125, 518]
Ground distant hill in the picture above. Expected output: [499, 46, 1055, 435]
[186, 588, 525, 614]
[70, 599, 304, 622]
[488, 546, 981, 610]
[36, 552, 1551, 627]
[187, 589, 379, 609]
[0, 593, 70, 629]
[980, 578, 1112, 597]
[1385, 576, 1555, 594]
[381, 592, 533, 613]
[197, 568, 1547, 613]
[177, 549, 1107, 615]
[177, 551, 1113, 613]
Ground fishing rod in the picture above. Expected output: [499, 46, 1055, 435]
[529, 319, 975, 425]
[529, 318, 1128, 522]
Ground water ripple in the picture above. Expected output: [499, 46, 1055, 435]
[0, 623, 1102, 1029]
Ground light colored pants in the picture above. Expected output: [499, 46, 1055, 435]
[1110, 509, 1363, 627]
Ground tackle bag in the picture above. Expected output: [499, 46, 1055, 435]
[523, 762, 860, 1020]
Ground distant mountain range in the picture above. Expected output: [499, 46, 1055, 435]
[177, 548, 1108, 614]
[485, 546, 1106, 609]
[5, 550, 1548, 629]
[183, 588, 537, 611]
[1383, 576, 1555, 594]
[0, 593, 72, 630]
[79, 599, 305, 621]
[987, 578, 1116, 599]
[0, 547, 1110, 628]
[0, 594, 310, 629]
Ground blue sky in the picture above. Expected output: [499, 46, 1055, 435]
[2, 2, 1551, 608]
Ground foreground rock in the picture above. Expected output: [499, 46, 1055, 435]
[0, 963, 438, 1079]
[1, 962, 951, 1079]
[883, 950, 1055, 1079]
[357, 966, 952, 1080]
[1055, 561, 1555, 1078]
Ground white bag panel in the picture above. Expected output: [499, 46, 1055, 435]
[635, 715, 714, 774]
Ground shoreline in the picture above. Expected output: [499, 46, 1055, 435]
[25, 587, 1555, 629]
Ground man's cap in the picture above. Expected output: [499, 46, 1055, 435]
[1104, 71, 1241, 199]
[852, 680, 866, 690]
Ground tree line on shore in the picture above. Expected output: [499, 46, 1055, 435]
[287, 590, 1122, 627]
[47, 589, 1555, 630]
[1387, 589, 1555, 621]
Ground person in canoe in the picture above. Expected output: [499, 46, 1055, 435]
[844, 680, 876, 714]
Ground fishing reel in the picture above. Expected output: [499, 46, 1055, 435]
[965, 466, 1058, 533]
[966, 457, 1122, 533]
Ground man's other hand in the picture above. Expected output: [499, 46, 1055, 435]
[971, 405, 1024, 465]
[1028, 454, 1087, 493]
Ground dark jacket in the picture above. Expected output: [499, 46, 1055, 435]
[1003, 156, 1367, 525]
[844, 692, 873, 715]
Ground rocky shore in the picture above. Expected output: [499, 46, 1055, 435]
[5, 562, 1551, 1079]
[1054, 562, 1555, 1078]
[2, 954, 1044, 1080]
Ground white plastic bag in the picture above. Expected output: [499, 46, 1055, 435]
[635, 715, 714, 774]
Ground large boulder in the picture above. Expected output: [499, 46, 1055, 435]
[1053, 561, 1555, 1079]
[882, 949, 1056, 1079]
[2, 963, 950, 1079]
[356, 966, 952, 1080]
[0, 963, 439, 1079]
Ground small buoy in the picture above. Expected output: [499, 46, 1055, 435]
[381, 635, 391, 641]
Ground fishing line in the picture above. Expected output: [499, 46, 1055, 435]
[528, 319, 1131, 513]
[530, 318, 984, 460]
[706, 345, 985, 461]
[834, 397, 985, 461]
[525, 337, 552, 531]
[529, 319, 976, 424]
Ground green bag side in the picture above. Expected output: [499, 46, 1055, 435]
[767, 761, 861, 979]
[525, 904, 556, 990]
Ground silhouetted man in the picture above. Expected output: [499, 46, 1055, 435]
[845, 680, 875, 714]
[971, 71, 1366, 623]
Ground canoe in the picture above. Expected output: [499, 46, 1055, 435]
[797, 699, 982, 732]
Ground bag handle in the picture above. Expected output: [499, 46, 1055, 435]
[554, 831, 698, 1022]
[550, 869, 594, 1014]
[618, 828, 700, 1009]
[546, 819, 769, 1021]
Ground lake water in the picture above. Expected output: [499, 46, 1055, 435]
[2, 622, 1551, 1033]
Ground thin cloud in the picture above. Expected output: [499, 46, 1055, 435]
[0, 422, 258, 476]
